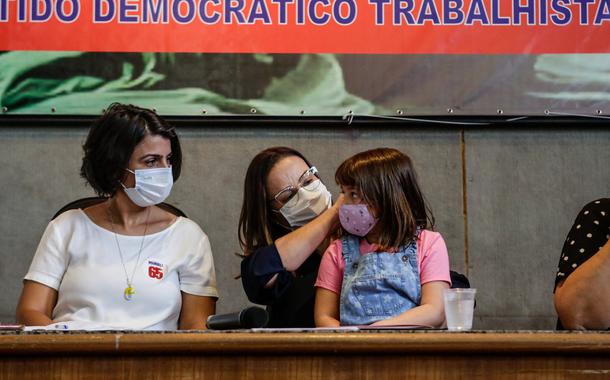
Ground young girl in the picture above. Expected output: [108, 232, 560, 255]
[314, 148, 451, 327]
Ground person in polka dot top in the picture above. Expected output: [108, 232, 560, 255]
[554, 198, 610, 330]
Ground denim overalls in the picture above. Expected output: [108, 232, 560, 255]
[339, 234, 421, 326]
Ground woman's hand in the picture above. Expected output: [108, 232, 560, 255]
[331, 192, 345, 211]
[16, 280, 57, 326]
[329, 193, 345, 230]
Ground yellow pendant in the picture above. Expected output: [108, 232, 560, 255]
[124, 285, 135, 301]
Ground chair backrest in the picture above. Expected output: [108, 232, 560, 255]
[450, 270, 470, 289]
[52, 196, 187, 220]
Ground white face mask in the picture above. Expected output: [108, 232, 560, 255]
[121, 167, 173, 207]
[279, 181, 332, 227]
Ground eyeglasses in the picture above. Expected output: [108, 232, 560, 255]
[271, 166, 321, 207]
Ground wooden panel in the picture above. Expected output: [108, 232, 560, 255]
[3, 332, 610, 354]
[2, 332, 610, 380]
[2, 354, 610, 380]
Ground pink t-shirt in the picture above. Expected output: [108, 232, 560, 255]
[315, 230, 451, 294]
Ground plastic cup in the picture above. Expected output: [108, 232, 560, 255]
[443, 288, 477, 331]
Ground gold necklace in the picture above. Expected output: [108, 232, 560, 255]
[107, 204, 150, 301]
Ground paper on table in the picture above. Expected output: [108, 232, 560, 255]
[23, 321, 117, 331]
[250, 326, 360, 332]
[358, 324, 432, 330]
[251, 324, 430, 332]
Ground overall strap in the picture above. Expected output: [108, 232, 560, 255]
[341, 234, 362, 275]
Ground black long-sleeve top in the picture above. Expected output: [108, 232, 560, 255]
[241, 244, 321, 328]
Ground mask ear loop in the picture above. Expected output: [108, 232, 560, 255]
[269, 202, 294, 231]
[119, 168, 136, 190]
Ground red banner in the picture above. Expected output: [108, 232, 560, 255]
[1, 0, 610, 54]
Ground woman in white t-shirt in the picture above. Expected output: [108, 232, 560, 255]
[16, 103, 218, 330]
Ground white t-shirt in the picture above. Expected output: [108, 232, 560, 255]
[24, 209, 218, 330]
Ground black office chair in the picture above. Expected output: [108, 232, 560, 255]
[450, 270, 470, 289]
[52, 196, 187, 220]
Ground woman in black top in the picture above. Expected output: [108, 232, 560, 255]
[239, 147, 343, 327]
[554, 198, 610, 330]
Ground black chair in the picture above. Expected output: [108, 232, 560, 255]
[52, 196, 187, 220]
[450, 270, 470, 289]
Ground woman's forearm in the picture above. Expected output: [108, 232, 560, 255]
[16, 281, 58, 326]
[178, 294, 216, 330]
[276, 205, 340, 271]
[16, 309, 54, 326]
[555, 241, 610, 329]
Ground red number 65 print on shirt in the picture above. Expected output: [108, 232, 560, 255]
[147, 260, 164, 280]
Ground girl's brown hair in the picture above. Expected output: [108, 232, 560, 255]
[335, 148, 434, 251]
[238, 147, 313, 255]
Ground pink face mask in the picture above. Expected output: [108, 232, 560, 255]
[339, 204, 378, 237]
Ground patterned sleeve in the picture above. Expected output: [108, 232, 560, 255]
[555, 198, 610, 289]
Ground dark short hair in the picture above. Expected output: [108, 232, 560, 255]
[238, 147, 313, 255]
[80, 103, 182, 197]
[335, 148, 434, 251]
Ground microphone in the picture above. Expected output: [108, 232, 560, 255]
[206, 306, 269, 330]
